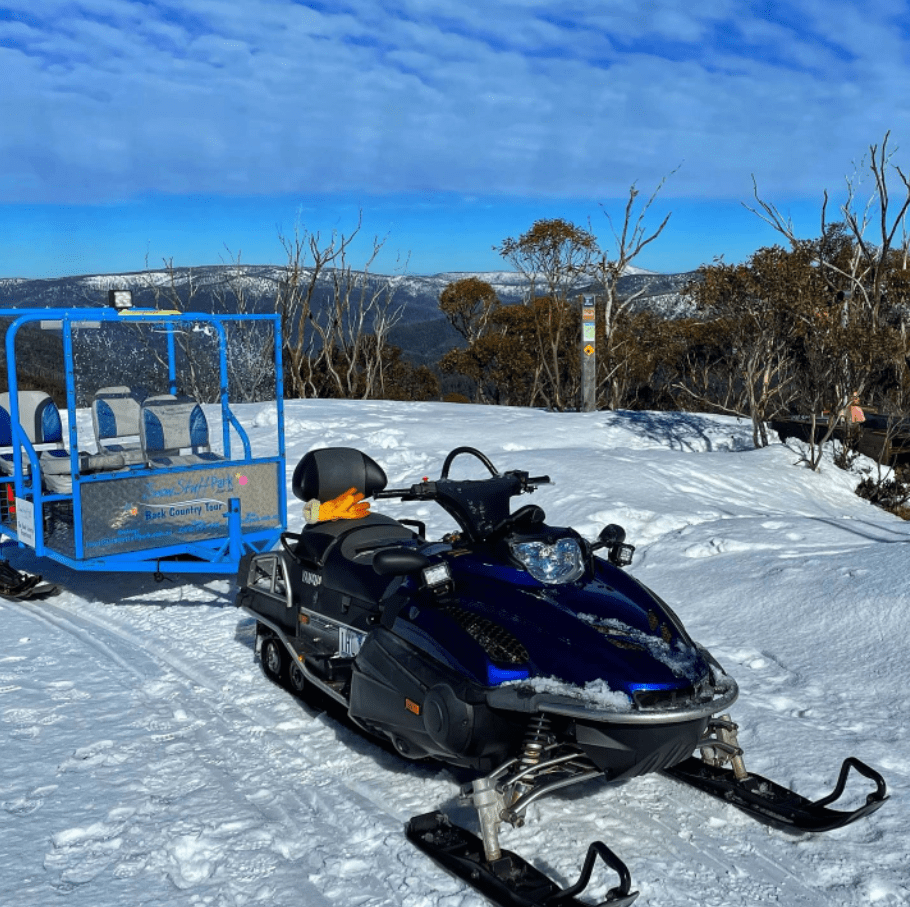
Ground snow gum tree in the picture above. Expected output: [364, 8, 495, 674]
[685, 246, 822, 448]
[439, 277, 501, 346]
[440, 189, 674, 412]
[495, 218, 597, 304]
[746, 133, 910, 467]
[492, 219, 595, 410]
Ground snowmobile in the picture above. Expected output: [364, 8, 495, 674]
[236, 446, 888, 907]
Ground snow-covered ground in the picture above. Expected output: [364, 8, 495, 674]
[1, 400, 906, 907]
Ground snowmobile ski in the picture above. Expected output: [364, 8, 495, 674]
[664, 754, 888, 833]
[0, 560, 60, 601]
[406, 811, 638, 907]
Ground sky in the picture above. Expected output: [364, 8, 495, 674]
[2, 0, 910, 279]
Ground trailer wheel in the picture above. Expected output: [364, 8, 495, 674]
[261, 636, 287, 683]
[288, 661, 307, 695]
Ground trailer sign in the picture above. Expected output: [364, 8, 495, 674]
[15, 498, 35, 547]
[79, 461, 281, 556]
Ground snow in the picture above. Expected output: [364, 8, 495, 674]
[504, 673, 633, 712]
[1, 399, 907, 907]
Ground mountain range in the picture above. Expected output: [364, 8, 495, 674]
[0, 265, 695, 390]
[0, 265, 697, 370]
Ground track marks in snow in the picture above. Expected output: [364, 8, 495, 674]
[1, 596, 443, 906]
[683, 537, 780, 558]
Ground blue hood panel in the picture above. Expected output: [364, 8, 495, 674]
[405, 553, 710, 697]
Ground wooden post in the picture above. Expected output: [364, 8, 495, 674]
[581, 295, 596, 412]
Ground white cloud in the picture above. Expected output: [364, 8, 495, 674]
[1, 0, 910, 206]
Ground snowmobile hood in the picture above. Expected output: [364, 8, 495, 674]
[396, 547, 736, 721]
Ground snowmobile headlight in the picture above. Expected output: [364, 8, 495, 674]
[510, 538, 584, 584]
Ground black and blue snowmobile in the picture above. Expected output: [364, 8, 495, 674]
[236, 446, 888, 907]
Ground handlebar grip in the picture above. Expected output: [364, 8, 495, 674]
[373, 488, 409, 499]
[374, 483, 434, 500]
[527, 475, 551, 485]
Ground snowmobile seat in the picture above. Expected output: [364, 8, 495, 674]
[140, 395, 223, 467]
[289, 447, 418, 604]
[91, 386, 147, 465]
[295, 514, 419, 604]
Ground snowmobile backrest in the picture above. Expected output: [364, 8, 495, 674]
[292, 447, 388, 502]
[92, 386, 144, 455]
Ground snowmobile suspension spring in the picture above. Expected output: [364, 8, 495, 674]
[520, 714, 553, 769]
[702, 714, 748, 780]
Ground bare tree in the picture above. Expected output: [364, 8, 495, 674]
[212, 248, 278, 403]
[276, 213, 408, 400]
[276, 218, 359, 400]
[747, 133, 910, 466]
[749, 133, 910, 324]
[131, 257, 222, 402]
[587, 177, 674, 410]
[311, 240, 408, 399]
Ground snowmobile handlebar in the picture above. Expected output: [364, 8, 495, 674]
[374, 470, 551, 502]
[375, 447, 550, 501]
[373, 449, 551, 542]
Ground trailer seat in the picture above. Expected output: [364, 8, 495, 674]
[0, 391, 71, 493]
[0, 391, 128, 493]
[140, 395, 223, 467]
[92, 386, 147, 465]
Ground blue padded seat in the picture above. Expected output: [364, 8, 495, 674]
[0, 391, 72, 493]
[91, 386, 146, 465]
[0, 391, 63, 448]
[140, 395, 222, 467]
[0, 392, 128, 495]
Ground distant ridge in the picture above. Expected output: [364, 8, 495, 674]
[0, 265, 698, 366]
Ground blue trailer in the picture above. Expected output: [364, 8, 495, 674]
[0, 303, 286, 582]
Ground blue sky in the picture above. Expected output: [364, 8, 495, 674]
[2, 0, 909, 279]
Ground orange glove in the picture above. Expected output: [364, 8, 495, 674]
[304, 487, 371, 524]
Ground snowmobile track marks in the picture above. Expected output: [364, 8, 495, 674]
[2, 596, 426, 906]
